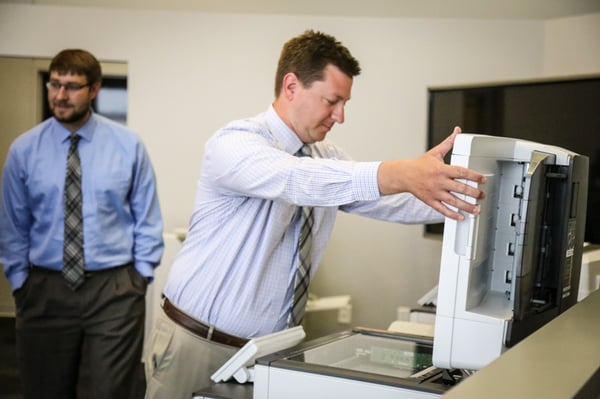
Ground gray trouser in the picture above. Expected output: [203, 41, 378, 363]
[15, 264, 146, 399]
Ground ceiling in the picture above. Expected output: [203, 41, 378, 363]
[2, 0, 600, 20]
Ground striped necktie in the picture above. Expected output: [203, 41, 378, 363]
[63, 133, 85, 290]
[288, 145, 314, 327]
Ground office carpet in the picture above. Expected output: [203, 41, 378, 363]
[0, 317, 145, 398]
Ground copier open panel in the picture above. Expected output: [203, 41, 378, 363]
[433, 134, 588, 370]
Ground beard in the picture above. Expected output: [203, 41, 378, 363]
[51, 103, 90, 125]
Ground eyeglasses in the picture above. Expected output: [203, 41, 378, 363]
[46, 81, 91, 93]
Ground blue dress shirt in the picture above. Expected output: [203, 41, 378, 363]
[0, 113, 164, 291]
[163, 106, 442, 338]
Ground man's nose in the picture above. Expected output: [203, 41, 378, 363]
[331, 103, 345, 124]
[55, 86, 69, 98]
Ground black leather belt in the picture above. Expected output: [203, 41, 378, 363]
[162, 297, 249, 348]
[30, 263, 132, 278]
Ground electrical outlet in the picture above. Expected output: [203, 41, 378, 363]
[337, 304, 352, 324]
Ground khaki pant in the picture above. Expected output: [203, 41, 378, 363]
[144, 310, 237, 399]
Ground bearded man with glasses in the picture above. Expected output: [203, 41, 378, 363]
[0, 49, 164, 399]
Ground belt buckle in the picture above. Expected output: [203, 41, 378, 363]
[207, 325, 215, 341]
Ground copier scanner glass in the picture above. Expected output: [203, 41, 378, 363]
[286, 332, 432, 378]
[254, 329, 459, 398]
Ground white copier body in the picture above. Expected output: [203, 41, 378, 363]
[433, 134, 587, 370]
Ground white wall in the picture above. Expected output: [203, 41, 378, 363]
[1, 4, 597, 329]
[542, 12, 600, 76]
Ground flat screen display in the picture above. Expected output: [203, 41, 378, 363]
[427, 76, 600, 244]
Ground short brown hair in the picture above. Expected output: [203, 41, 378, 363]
[49, 49, 102, 85]
[274, 30, 361, 97]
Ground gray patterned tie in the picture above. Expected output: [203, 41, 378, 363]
[63, 133, 85, 290]
[288, 145, 314, 327]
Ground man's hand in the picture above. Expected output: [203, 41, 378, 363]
[378, 126, 486, 220]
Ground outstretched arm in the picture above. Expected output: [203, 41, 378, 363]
[377, 127, 486, 220]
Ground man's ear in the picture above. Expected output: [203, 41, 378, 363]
[282, 72, 299, 100]
[89, 82, 101, 100]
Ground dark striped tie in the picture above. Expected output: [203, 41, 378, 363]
[288, 145, 314, 327]
[63, 133, 85, 290]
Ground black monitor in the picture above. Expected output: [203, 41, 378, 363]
[426, 76, 600, 244]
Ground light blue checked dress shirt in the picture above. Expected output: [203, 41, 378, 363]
[163, 105, 442, 338]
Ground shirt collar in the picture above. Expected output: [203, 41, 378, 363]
[55, 111, 97, 143]
[265, 105, 305, 155]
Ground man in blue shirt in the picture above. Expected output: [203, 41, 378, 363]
[0, 49, 164, 398]
[144, 30, 486, 398]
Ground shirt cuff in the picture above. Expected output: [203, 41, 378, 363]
[9, 268, 30, 292]
[352, 161, 382, 201]
[135, 261, 155, 282]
